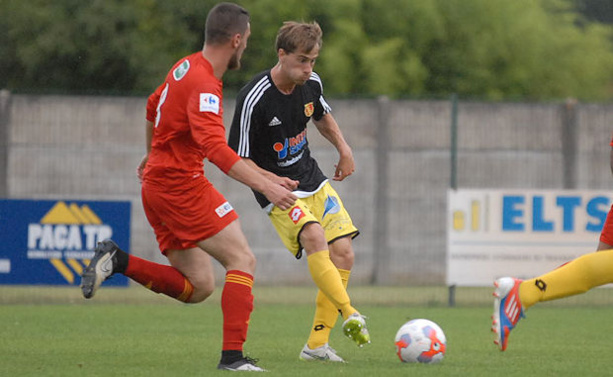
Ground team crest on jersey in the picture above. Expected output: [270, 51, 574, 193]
[173, 60, 190, 81]
[304, 102, 314, 117]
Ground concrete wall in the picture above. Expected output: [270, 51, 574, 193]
[2, 92, 611, 285]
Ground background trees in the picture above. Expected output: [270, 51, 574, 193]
[1, 0, 612, 100]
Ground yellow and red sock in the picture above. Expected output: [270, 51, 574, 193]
[124, 254, 193, 302]
[222, 270, 254, 352]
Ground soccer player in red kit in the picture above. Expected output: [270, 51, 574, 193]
[492, 132, 613, 352]
[80, 3, 296, 372]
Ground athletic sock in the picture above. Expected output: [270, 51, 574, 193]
[307, 268, 351, 349]
[219, 350, 243, 365]
[519, 248, 613, 309]
[221, 270, 254, 352]
[307, 250, 356, 320]
[123, 254, 194, 302]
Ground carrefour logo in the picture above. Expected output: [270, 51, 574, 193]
[27, 201, 112, 283]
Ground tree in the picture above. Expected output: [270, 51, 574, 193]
[1, 0, 613, 101]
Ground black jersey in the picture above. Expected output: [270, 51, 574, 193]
[229, 70, 331, 208]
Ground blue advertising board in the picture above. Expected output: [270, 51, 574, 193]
[0, 199, 130, 286]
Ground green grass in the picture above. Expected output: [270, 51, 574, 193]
[2, 286, 613, 376]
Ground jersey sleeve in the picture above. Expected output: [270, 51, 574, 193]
[146, 84, 165, 122]
[187, 87, 240, 174]
[228, 89, 255, 158]
[310, 72, 332, 121]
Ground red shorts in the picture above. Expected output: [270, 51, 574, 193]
[141, 177, 238, 254]
[600, 204, 613, 246]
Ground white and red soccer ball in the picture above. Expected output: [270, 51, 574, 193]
[394, 319, 446, 364]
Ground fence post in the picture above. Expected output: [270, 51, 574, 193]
[561, 98, 578, 189]
[371, 96, 390, 284]
[0, 90, 11, 198]
[448, 94, 459, 306]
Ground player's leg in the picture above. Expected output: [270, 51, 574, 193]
[196, 219, 263, 371]
[520, 248, 613, 308]
[301, 223, 356, 320]
[493, 248, 613, 350]
[300, 224, 369, 347]
[80, 239, 197, 303]
[165, 248, 215, 303]
[302, 236, 353, 359]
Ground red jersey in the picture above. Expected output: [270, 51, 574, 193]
[144, 52, 240, 188]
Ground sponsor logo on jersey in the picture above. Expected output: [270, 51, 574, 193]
[200, 93, 220, 114]
[27, 201, 113, 284]
[304, 102, 314, 117]
[272, 129, 307, 161]
[215, 202, 234, 218]
[268, 117, 282, 127]
[322, 195, 340, 219]
[289, 206, 306, 224]
[173, 60, 190, 81]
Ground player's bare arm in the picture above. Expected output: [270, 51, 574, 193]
[227, 159, 297, 210]
[242, 158, 299, 191]
[136, 120, 154, 181]
[313, 114, 355, 181]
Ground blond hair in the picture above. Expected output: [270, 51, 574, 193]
[275, 21, 322, 54]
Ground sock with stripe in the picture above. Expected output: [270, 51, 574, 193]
[221, 270, 254, 353]
[307, 250, 356, 320]
[519, 248, 613, 309]
[307, 268, 351, 349]
[123, 254, 194, 302]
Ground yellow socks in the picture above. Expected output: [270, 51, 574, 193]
[307, 250, 356, 321]
[307, 268, 351, 349]
[519, 248, 613, 309]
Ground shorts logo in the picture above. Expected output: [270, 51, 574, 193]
[215, 202, 234, 218]
[304, 102, 314, 117]
[289, 206, 305, 224]
[200, 93, 220, 114]
[322, 195, 340, 219]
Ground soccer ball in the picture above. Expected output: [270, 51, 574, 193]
[394, 319, 446, 364]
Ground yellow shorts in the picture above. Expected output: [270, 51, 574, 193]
[268, 181, 359, 259]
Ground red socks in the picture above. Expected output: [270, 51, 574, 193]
[124, 257, 254, 352]
[221, 270, 254, 352]
[124, 255, 194, 302]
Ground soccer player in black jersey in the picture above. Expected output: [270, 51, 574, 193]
[229, 21, 370, 362]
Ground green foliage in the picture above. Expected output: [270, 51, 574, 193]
[1, 0, 613, 100]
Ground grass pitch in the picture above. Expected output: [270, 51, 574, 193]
[2, 286, 613, 376]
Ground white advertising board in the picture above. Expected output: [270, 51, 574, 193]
[447, 189, 613, 286]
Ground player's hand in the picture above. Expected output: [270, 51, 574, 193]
[272, 175, 299, 191]
[136, 154, 148, 182]
[263, 182, 297, 211]
[333, 152, 355, 181]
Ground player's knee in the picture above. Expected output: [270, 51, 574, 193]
[225, 246, 257, 273]
[334, 248, 354, 266]
[300, 223, 326, 249]
[188, 279, 215, 303]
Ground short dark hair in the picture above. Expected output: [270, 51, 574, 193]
[205, 3, 250, 45]
[275, 21, 322, 54]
